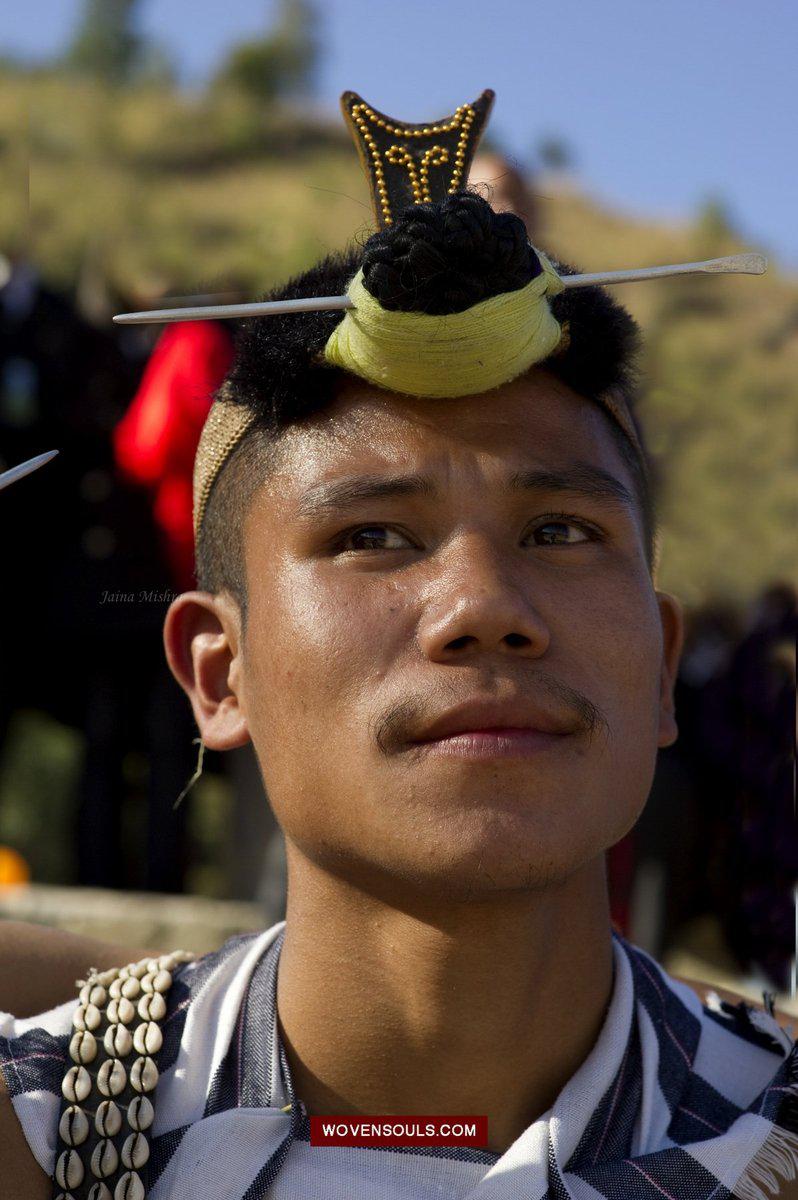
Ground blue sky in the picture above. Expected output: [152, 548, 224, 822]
[3, 0, 796, 266]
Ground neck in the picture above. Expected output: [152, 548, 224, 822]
[276, 850, 616, 1155]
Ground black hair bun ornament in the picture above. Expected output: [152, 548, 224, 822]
[361, 191, 543, 315]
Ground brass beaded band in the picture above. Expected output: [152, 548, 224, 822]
[193, 382, 256, 537]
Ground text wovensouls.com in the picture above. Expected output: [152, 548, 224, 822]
[310, 1115, 488, 1147]
[323, 1122, 476, 1137]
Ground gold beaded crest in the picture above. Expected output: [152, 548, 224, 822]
[341, 89, 495, 228]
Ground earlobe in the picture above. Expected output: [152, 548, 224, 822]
[163, 591, 251, 752]
[655, 591, 684, 748]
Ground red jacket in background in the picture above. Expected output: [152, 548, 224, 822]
[114, 321, 235, 591]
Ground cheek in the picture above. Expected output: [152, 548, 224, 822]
[554, 568, 663, 731]
[244, 563, 409, 738]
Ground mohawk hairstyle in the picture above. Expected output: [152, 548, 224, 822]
[197, 192, 654, 608]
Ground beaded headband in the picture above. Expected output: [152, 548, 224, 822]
[112, 90, 767, 546]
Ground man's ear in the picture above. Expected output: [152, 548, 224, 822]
[163, 591, 250, 751]
[655, 591, 684, 748]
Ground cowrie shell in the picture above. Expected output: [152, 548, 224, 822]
[95, 1099, 123, 1138]
[62, 1065, 91, 1103]
[137, 991, 166, 1021]
[108, 996, 136, 1025]
[88, 1183, 113, 1200]
[114, 1170, 145, 1200]
[59, 1105, 89, 1146]
[141, 968, 171, 994]
[91, 1138, 119, 1179]
[121, 976, 141, 1000]
[55, 1148, 84, 1189]
[130, 1055, 158, 1093]
[73, 1003, 101, 1032]
[127, 1094, 154, 1131]
[104, 1023, 133, 1057]
[97, 1058, 127, 1097]
[152, 968, 172, 993]
[121, 1131, 150, 1169]
[133, 1021, 163, 1055]
[69, 1030, 97, 1065]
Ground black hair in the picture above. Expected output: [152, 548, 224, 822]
[197, 191, 654, 605]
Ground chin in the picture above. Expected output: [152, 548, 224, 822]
[372, 798, 612, 898]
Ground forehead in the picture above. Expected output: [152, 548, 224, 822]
[264, 368, 631, 492]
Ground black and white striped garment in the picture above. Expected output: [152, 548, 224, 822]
[2, 922, 797, 1199]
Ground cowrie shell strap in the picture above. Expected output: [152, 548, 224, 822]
[51, 949, 195, 1200]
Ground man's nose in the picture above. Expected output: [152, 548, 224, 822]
[416, 537, 551, 662]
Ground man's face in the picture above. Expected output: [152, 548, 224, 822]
[230, 370, 680, 900]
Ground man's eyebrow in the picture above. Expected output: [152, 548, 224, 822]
[508, 464, 634, 507]
[296, 473, 435, 517]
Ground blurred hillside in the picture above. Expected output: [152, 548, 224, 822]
[1, 70, 796, 605]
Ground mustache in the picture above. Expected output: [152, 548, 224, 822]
[373, 672, 609, 756]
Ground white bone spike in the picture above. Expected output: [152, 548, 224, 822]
[0, 449, 59, 491]
[112, 253, 767, 326]
[113, 294, 352, 325]
[559, 253, 767, 289]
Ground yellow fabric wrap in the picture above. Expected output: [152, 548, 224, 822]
[323, 253, 565, 398]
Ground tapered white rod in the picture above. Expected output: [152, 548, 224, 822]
[114, 295, 353, 324]
[560, 253, 767, 289]
[112, 253, 767, 325]
[0, 449, 59, 491]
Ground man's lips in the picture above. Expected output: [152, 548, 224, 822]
[405, 699, 579, 759]
[410, 727, 570, 760]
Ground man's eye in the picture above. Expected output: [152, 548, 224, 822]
[530, 520, 592, 547]
[342, 525, 413, 551]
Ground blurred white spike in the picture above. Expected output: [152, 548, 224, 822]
[560, 253, 767, 289]
[112, 254, 768, 325]
[113, 295, 353, 325]
[0, 449, 59, 491]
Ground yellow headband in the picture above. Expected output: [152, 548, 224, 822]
[323, 253, 565, 398]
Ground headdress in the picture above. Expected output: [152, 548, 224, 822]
[113, 90, 766, 544]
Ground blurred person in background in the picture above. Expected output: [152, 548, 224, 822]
[632, 602, 742, 955]
[0, 248, 151, 741]
[469, 149, 539, 242]
[0, 251, 191, 895]
[709, 583, 797, 992]
[635, 587, 797, 996]
[114, 313, 236, 594]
